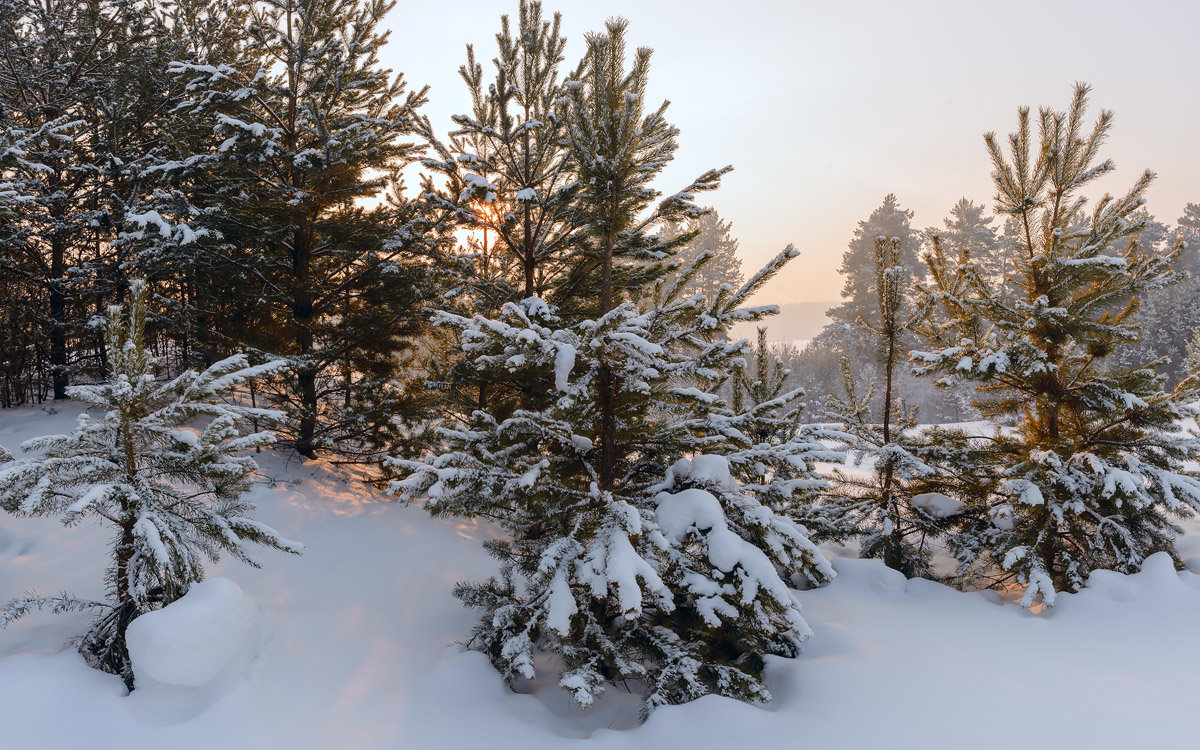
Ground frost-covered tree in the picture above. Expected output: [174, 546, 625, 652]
[828, 194, 922, 330]
[730, 327, 842, 530]
[434, 0, 582, 416]
[1172, 203, 1200, 275]
[450, 0, 580, 304]
[148, 0, 457, 458]
[391, 18, 834, 718]
[802, 195, 923, 414]
[731, 328, 796, 443]
[0, 0, 175, 401]
[0, 282, 302, 688]
[823, 238, 958, 577]
[392, 255, 834, 717]
[118, 0, 256, 374]
[1113, 208, 1200, 385]
[1185, 327, 1200, 378]
[913, 84, 1200, 607]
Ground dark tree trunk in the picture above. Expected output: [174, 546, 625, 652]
[597, 179, 619, 489]
[49, 236, 69, 400]
[292, 226, 318, 458]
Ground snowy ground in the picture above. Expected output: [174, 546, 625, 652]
[2, 403, 1200, 749]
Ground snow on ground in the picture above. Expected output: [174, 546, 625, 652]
[2, 403, 1200, 749]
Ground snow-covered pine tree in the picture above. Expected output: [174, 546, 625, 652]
[801, 195, 923, 414]
[0, 0, 173, 401]
[391, 18, 834, 717]
[0, 281, 301, 688]
[931, 199, 1004, 288]
[912, 84, 1200, 607]
[150, 0, 458, 459]
[828, 194, 922, 332]
[450, 0, 580, 304]
[732, 328, 797, 445]
[824, 238, 952, 577]
[1175, 203, 1200, 275]
[118, 0, 256, 374]
[392, 252, 834, 717]
[1185, 328, 1200, 378]
[730, 327, 843, 534]
[435, 0, 583, 416]
[1111, 209, 1200, 385]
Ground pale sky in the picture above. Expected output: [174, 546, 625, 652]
[384, 0, 1199, 305]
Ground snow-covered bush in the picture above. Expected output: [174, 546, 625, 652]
[0, 281, 302, 688]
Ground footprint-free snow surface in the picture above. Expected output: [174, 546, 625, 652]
[2, 404, 1199, 749]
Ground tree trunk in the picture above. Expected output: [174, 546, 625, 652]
[292, 226, 318, 458]
[524, 257, 536, 300]
[49, 236, 69, 400]
[114, 517, 135, 606]
[597, 179, 618, 489]
[523, 195, 536, 298]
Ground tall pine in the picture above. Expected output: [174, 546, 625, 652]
[392, 17, 834, 717]
[913, 84, 1200, 606]
[437, 0, 581, 415]
[150, 0, 456, 458]
[0, 0, 174, 402]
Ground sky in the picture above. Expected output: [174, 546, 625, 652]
[383, 0, 1200, 307]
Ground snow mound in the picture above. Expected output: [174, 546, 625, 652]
[1080, 552, 1190, 605]
[830, 557, 908, 598]
[1081, 568, 1136, 602]
[908, 492, 965, 518]
[662, 454, 737, 490]
[126, 577, 260, 689]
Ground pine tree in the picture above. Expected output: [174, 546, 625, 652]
[931, 198, 1004, 286]
[1173, 203, 1200, 275]
[828, 193, 922, 330]
[391, 17, 833, 717]
[660, 209, 744, 304]
[730, 327, 842, 531]
[0, 0, 175, 402]
[1185, 327, 1200, 378]
[803, 195, 923, 413]
[0, 281, 301, 688]
[1111, 209, 1200, 385]
[917, 201, 1005, 419]
[150, 0, 457, 458]
[437, 0, 582, 416]
[450, 0, 579, 304]
[731, 328, 795, 442]
[912, 84, 1200, 606]
[118, 0, 256, 375]
[823, 238, 960, 576]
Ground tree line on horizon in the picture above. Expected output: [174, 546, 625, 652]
[782, 194, 1200, 423]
